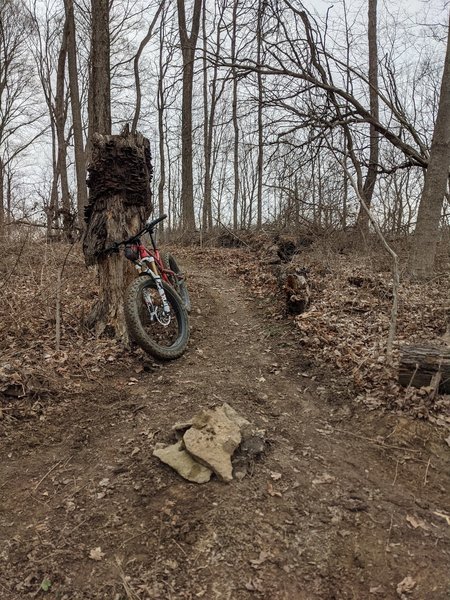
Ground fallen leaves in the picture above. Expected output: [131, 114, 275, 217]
[289, 255, 450, 424]
[396, 576, 416, 596]
[405, 514, 429, 531]
[249, 551, 271, 568]
[89, 547, 105, 561]
[312, 473, 336, 485]
[267, 482, 282, 497]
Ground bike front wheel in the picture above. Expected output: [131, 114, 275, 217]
[125, 276, 189, 360]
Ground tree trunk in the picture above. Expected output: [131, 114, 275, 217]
[48, 122, 59, 237]
[157, 8, 168, 236]
[55, 17, 71, 235]
[83, 132, 153, 340]
[232, 0, 240, 230]
[410, 18, 450, 278]
[65, 0, 88, 230]
[177, 0, 202, 232]
[256, 0, 264, 229]
[356, 0, 380, 234]
[201, 0, 221, 232]
[89, 0, 111, 140]
[201, 0, 210, 233]
[131, 1, 164, 134]
[0, 158, 4, 238]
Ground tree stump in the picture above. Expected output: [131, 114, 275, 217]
[83, 130, 153, 340]
[283, 269, 311, 315]
[398, 345, 450, 393]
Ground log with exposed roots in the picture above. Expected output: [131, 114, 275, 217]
[398, 344, 450, 393]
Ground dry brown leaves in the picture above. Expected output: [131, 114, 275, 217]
[290, 254, 450, 425]
[194, 242, 450, 426]
[0, 237, 136, 421]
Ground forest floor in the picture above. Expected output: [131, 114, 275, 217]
[0, 243, 449, 599]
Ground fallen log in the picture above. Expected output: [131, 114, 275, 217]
[398, 344, 450, 392]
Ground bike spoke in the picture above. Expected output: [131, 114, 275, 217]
[137, 285, 180, 348]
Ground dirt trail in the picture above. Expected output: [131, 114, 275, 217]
[1, 256, 449, 599]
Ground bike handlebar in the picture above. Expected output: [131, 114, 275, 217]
[102, 214, 167, 255]
[145, 214, 167, 229]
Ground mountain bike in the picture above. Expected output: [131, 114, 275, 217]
[104, 214, 190, 360]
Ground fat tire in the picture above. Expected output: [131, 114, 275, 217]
[125, 276, 189, 360]
[161, 252, 191, 312]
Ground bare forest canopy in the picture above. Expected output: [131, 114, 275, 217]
[0, 0, 449, 268]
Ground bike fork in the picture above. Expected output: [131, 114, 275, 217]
[141, 258, 171, 315]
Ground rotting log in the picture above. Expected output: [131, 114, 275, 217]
[399, 345, 450, 393]
[83, 129, 153, 340]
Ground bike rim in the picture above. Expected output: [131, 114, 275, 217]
[137, 283, 183, 348]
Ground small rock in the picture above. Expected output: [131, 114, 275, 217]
[184, 405, 242, 482]
[172, 420, 194, 435]
[222, 403, 251, 430]
[240, 433, 266, 457]
[153, 441, 212, 484]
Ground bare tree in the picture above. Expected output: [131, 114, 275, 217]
[0, 0, 43, 235]
[88, 0, 111, 140]
[231, 0, 240, 230]
[256, 0, 264, 228]
[131, 0, 165, 134]
[410, 16, 450, 277]
[176, 0, 202, 231]
[356, 0, 380, 235]
[64, 0, 88, 229]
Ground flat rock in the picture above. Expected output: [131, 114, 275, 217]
[184, 405, 242, 482]
[153, 441, 212, 484]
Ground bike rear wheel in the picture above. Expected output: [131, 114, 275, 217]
[162, 252, 191, 313]
[125, 276, 189, 360]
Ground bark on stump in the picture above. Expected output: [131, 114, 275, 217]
[399, 345, 450, 393]
[83, 130, 153, 340]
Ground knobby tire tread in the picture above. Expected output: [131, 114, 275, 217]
[162, 252, 191, 313]
[125, 277, 189, 360]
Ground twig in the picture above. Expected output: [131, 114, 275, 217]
[333, 427, 421, 452]
[406, 363, 419, 390]
[423, 457, 432, 485]
[172, 539, 188, 556]
[214, 217, 252, 249]
[385, 513, 394, 553]
[115, 557, 141, 600]
[392, 458, 400, 485]
[33, 455, 73, 491]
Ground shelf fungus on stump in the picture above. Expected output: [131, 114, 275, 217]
[83, 129, 153, 339]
